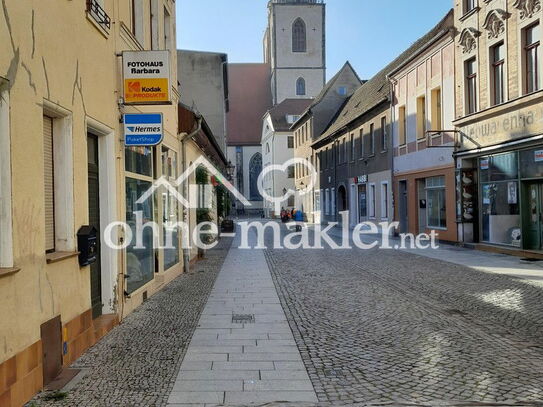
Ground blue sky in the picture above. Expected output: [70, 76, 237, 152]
[177, 0, 452, 81]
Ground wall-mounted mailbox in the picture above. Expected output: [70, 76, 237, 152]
[77, 225, 97, 267]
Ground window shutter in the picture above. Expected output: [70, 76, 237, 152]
[43, 115, 55, 252]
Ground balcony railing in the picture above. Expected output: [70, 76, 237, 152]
[86, 0, 111, 31]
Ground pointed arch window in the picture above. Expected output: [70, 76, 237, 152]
[292, 18, 307, 53]
[296, 77, 306, 96]
[249, 153, 263, 201]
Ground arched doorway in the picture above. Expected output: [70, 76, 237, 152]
[249, 152, 262, 201]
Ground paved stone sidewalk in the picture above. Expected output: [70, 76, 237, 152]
[28, 238, 232, 407]
[167, 230, 318, 406]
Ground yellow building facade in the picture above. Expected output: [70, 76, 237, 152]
[0, 1, 181, 405]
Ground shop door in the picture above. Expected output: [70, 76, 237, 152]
[88, 134, 102, 319]
[399, 180, 408, 233]
[523, 182, 543, 250]
[358, 184, 367, 222]
[350, 184, 358, 227]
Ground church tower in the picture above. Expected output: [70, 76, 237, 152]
[264, 0, 326, 105]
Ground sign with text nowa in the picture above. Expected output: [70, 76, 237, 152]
[122, 50, 170, 104]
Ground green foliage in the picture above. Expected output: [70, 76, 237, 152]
[195, 165, 208, 185]
[216, 185, 231, 218]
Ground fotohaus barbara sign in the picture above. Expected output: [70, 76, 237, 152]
[123, 50, 170, 104]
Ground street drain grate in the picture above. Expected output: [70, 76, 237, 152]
[232, 314, 255, 324]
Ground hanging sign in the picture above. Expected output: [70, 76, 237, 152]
[123, 50, 170, 104]
[124, 113, 163, 146]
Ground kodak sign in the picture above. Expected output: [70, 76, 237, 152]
[122, 50, 170, 104]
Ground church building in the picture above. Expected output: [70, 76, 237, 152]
[227, 0, 326, 214]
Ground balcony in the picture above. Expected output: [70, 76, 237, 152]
[86, 0, 111, 32]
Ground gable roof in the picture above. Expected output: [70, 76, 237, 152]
[227, 63, 273, 146]
[267, 98, 313, 132]
[316, 9, 454, 144]
[293, 61, 363, 129]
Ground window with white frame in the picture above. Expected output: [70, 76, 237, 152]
[288, 165, 295, 178]
[314, 190, 321, 212]
[491, 42, 505, 105]
[287, 136, 294, 148]
[464, 0, 476, 15]
[42, 102, 75, 254]
[381, 182, 389, 219]
[369, 183, 376, 218]
[325, 189, 330, 215]
[398, 106, 406, 146]
[416, 95, 426, 139]
[380, 117, 387, 152]
[331, 187, 336, 216]
[0, 82, 13, 268]
[161, 146, 179, 270]
[369, 124, 375, 155]
[430, 88, 442, 130]
[524, 22, 541, 94]
[131, 0, 145, 45]
[426, 176, 447, 228]
[465, 57, 478, 114]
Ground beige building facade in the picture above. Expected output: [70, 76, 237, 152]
[453, 0, 543, 249]
[0, 1, 180, 405]
[390, 10, 458, 242]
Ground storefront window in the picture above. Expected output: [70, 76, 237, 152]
[163, 189, 180, 270]
[161, 147, 178, 180]
[480, 152, 518, 182]
[426, 176, 446, 228]
[480, 153, 520, 246]
[520, 148, 543, 179]
[125, 177, 155, 293]
[126, 146, 153, 176]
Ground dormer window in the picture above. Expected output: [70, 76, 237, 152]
[286, 115, 301, 124]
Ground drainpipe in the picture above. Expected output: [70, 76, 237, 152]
[180, 116, 202, 273]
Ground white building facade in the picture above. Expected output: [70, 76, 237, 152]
[261, 98, 313, 217]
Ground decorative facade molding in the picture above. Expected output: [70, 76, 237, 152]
[459, 28, 481, 53]
[483, 9, 510, 39]
[513, 0, 541, 20]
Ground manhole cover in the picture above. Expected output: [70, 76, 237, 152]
[232, 314, 255, 323]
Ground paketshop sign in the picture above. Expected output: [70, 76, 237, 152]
[123, 50, 170, 104]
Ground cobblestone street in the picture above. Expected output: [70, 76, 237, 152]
[29, 238, 233, 407]
[265, 226, 543, 405]
[27, 224, 543, 406]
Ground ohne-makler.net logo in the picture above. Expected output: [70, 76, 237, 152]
[102, 155, 440, 251]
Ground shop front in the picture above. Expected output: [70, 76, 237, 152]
[393, 166, 457, 242]
[475, 147, 543, 250]
[455, 93, 543, 251]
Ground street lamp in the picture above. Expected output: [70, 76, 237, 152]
[226, 160, 235, 181]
